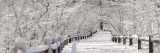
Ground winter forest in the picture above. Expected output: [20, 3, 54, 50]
[0, 0, 160, 53]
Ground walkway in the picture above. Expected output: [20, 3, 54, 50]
[61, 31, 148, 53]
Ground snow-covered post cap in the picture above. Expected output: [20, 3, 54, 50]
[123, 36, 129, 38]
[119, 36, 123, 38]
[131, 35, 138, 38]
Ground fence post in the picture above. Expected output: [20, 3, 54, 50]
[82, 36, 84, 40]
[112, 36, 114, 42]
[123, 37, 126, 44]
[77, 37, 79, 41]
[118, 37, 121, 43]
[75, 37, 77, 41]
[114, 37, 116, 42]
[115, 37, 117, 42]
[45, 37, 53, 53]
[64, 40, 67, 45]
[69, 38, 71, 43]
[86, 36, 87, 39]
[14, 38, 27, 53]
[67, 38, 70, 44]
[87, 35, 89, 38]
[149, 36, 153, 53]
[83, 36, 84, 39]
[129, 37, 133, 46]
[62, 40, 65, 49]
[58, 46, 61, 53]
[78, 37, 80, 40]
[81, 36, 83, 40]
[60, 42, 63, 51]
[66, 39, 68, 44]
[138, 38, 141, 49]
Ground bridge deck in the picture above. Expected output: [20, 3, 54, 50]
[61, 31, 148, 53]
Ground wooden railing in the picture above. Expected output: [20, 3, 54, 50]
[112, 35, 160, 53]
[14, 31, 97, 53]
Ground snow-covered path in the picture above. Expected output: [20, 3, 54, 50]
[61, 31, 148, 53]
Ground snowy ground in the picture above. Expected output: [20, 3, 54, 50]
[61, 31, 149, 53]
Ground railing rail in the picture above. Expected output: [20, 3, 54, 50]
[14, 31, 97, 53]
[112, 35, 160, 53]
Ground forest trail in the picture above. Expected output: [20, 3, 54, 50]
[61, 31, 148, 53]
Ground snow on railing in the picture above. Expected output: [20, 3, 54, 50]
[14, 31, 97, 53]
[112, 34, 160, 53]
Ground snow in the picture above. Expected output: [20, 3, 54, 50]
[61, 31, 148, 53]
[131, 35, 138, 38]
[1, 0, 160, 53]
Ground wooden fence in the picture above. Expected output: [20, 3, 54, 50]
[14, 31, 97, 53]
[112, 35, 160, 53]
